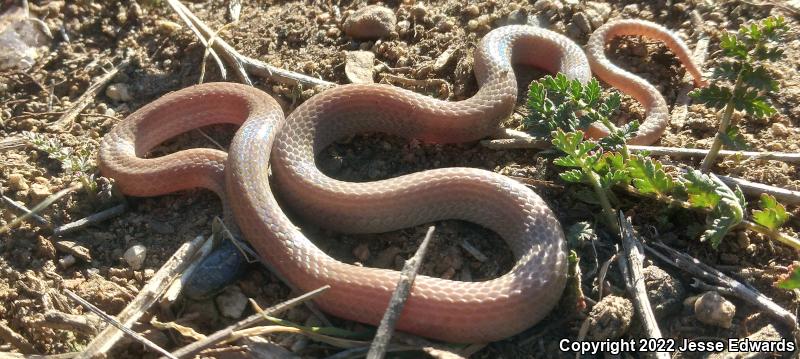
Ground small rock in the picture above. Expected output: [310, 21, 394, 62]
[352, 243, 370, 263]
[771, 122, 790, 137]
[29, 183, 52, 202]
[343, 5, 396, 40]
[736, 231, 750, 249]
[571, 12, 592, 35]
[410, 3, 426, 21]
[586, 295, 634, 340]
[463, 4, 480, 17]
[215, 286, 248, 319]
[106, 83, 132, 102]
[123, 244, 146, 270]
[621, 4, 640, 17]
[433, 45, 459, 73]
[36, 236, 56, 259]
[436, 19, 454, 32]
[643, 265, 685, 318]
[59, 255, 76, 268]
[584, 2, 611, 29]
[8, 173, 29, 191]
[156, 19, 181, 34]
[344, 51, 375, 84]
[694, 291, 735, 328]
[55, 241, 92, 262]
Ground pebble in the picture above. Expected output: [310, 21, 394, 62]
[29, 183, 52, 202]
[396, 20, 411, 37]
[343, 5, 396, 40]
[123, 244, 147, 270]
[586, 295, 634, 340]
[106, 83, 132, 102]
[156, 19, 181, 34]
[584, 2, 611, 29]
[8, 173, 29, 192]
[59, 255, 76, 268]
[771, 122, 790, 137]
[352, 243, 370, 263]
[462, 4, 480, 18]
[410, 3, 426, 21]
[344, 51, 375, 84]
[693, 291, 735, 328]
[215, 286, 248, 319]
[436, 19, 454, 32]
[433, 45, 458, 72]
[55, 241, 92, 262]
[571, 12, 592, 35]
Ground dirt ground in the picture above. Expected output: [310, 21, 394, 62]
[0, 0, 799, 358]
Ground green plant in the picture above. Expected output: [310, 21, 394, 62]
[524, 74, 795, 250]
[751, 193, 788, 231]
[22, 131, 98, 198]
[690, 16, 788, 172]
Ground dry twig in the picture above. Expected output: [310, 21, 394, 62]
[76, 234, 209, 358]
[165, 0, 334, 88]
[646, 242, 799, 336]
[168, 285, 330, 358]
[367, 226, 436, 359]
[715, 173, 800, 205]
[48, 59, 129, 131]
[64, 289, 176, 359]
[53, 203, 127, 236]
[616, 213, 669, 359]
[628, 145, 800, 163]
[1, 194, 49, 226]
[0, 321, 37, 354]
[0, 183, 81, 234]
[39, 310, 102, 335]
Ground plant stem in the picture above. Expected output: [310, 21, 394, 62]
[620, 184, 800, 251]
[585, 168, 620, 234]
[700, 73, 744, 172]
[742, 221, 800, 250]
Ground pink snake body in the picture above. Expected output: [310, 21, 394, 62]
[99, 21, 703, 343]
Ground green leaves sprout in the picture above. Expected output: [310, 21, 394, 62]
[691, 16, 786, 119]
[692, 16, 787, 171]
[751, 193, 788, 231]
[528, 72, 751, 249]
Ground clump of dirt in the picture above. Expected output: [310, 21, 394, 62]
[0, 0, 798, 358]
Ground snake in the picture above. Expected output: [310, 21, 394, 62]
[98, 20, 703, 343]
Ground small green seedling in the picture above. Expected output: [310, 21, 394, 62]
[751, 193, 788, 231]
[690, 16, 788, 172]
[22, 131, 98, 198]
